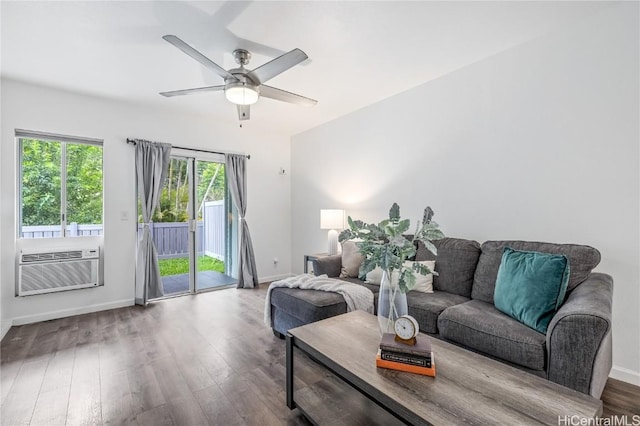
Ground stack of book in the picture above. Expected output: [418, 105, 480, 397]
[375, 333, 436, 377]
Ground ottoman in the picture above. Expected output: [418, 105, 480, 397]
[269, 279, 380, 338]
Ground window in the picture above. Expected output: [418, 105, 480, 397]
[17, 130, 103, 238]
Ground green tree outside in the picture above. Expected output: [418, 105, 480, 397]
[21, 139, 102, 227]
[66, 143, 103, 224]
[145, 158, 225, 223]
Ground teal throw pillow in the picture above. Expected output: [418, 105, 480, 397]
[494, 247, 570, 334]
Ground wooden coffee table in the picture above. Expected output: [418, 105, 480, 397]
[286, 310, 602, 425]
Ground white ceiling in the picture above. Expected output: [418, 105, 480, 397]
[1, 1, 614, 137]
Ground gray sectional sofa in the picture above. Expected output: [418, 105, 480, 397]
[268, 238, 613, 398]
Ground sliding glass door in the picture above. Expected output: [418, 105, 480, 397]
[144, 153, 237, 299]
[194, 159, 237, 290]
[155, 157, 192, 296]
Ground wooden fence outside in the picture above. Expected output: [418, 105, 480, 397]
[20, 201, 226, 260]
[203, 200, 225, 260]
[21, 224, 103, 238]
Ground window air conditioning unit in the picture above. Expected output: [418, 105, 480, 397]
[18, 247, 100, 296]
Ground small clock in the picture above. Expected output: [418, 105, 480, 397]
[394, 315, 420, 346]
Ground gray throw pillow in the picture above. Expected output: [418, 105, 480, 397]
[340, 241, 364, 278]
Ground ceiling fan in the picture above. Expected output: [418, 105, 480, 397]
[159, 35, 317, 121]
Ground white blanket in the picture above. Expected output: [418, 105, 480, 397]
[264, 274, 374, 327]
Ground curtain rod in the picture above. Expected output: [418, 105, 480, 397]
[126, 139, 250, 159]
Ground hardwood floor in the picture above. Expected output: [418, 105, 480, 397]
[1, 284, 638, 425]
[1, 285, 311, 426]
[602, 377, 640, 418]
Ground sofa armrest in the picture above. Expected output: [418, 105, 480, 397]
[312, 255, 342, 277]
[546, 272, 613, 398]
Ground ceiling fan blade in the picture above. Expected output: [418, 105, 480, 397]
[259, 85, 317, 106]
[247, 48, 308, 84]
[159, 85, 225, 97]
[237, 104, 250, 121]
[163, 35, 236, 81]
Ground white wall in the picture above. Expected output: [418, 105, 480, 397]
[291, 4, 639, 384]
[1, 79, 292, 333]
[0, 74, 5, 339]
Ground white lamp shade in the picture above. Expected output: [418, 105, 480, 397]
[320, 209, 345, 230]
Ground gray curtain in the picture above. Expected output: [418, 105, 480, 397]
[134, 139, 172, 304]
[226, 154, 259, 288]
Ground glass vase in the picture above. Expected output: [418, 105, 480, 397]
[377, 269, 408, 335]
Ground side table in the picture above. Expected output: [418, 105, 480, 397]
[303, 253, 329, 274]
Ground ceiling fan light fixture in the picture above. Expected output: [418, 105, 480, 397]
[225, 82, 259, 105]
[160, 36, 316, 119]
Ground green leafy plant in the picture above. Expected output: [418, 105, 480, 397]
[338, 203, 445, 293]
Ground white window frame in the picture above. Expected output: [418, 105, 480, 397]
[16, 129, 104, 239]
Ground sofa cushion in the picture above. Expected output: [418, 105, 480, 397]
[410, 260, 436, 293]
[365, 266, 384, 284]
[494, 248, 570, 334]
[338, 277, 380, 295]
[270, 288, 347, 323]
[366, 261, 435, 293]
[407, 290, 470, 334]
[472, 241, 601, 304]
[340, 241, 364, 278]
[438, 299, 546, 371]
[312, 254, 342, 277]
[416, 238, 481, 298]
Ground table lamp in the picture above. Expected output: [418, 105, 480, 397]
[320, 209, 345, 255]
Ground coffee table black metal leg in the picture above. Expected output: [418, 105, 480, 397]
[286, 333, 296, 409]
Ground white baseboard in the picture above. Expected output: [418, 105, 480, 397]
[259, 273, 294, 283]
[610, 365, 640, 386]
[10, 299, 134, 326]
[1, 320, 13, 341]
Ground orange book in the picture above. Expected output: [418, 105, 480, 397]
[376, 352, 436, 377]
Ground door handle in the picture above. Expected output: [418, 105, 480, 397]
[189, 219, 197, 233]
